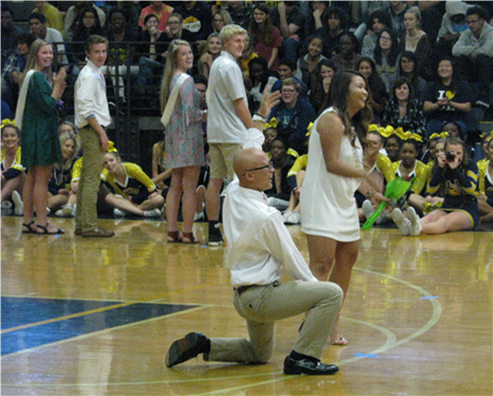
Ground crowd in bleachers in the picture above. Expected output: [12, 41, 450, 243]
[1, 1, 493, 228]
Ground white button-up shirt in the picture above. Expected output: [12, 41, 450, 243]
[74, 59, 111, 129]
[223, 183, 318, 287]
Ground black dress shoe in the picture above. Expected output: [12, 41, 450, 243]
[165, 332, 208, 368]
[283, 356, 339, 375]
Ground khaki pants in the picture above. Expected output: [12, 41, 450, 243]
[75, 125, 104, 232]
[205, 280, 343, 363]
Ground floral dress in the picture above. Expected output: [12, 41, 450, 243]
[165, 74, 205, 169]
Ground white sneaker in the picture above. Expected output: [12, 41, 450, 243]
[407, 207, 422, 236]
[289, 211, 301, 224]
[12, 191, 24, 216]
[194, 211, 204, 221]
[114, 208, 126, 217]
[55, 204, 74, 217]
[144, 208, 161, 218]
[1, 201, 13, 216]
[362, 199, 374, 221]
[71, 204, 77, 217]
[392, 208, 410, 236]
[283, 210, 293, 222]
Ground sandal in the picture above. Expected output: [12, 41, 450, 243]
[36, 223, 65, 235]
[330, 337, 348, 346]
[167, 231, 183, 243]
[183, 232, 199, 244]
[22, 221, 37, 234]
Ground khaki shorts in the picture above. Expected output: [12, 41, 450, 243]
[209, 143, 242, 180]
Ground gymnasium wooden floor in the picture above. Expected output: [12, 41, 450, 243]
[1, 215, 492, 396]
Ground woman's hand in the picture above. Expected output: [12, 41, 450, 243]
[71, 181, 79, 193]
[436, 151, 447, 168]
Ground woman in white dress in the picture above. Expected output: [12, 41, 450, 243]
[301, 70, 384, 345]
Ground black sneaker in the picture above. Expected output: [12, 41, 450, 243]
[208, 232, 223, 247]
[165, 332, 208, 367]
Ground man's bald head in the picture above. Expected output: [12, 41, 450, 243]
[233, 148, 273, 191]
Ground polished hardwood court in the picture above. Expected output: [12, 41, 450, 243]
[1, 215, 492, 396]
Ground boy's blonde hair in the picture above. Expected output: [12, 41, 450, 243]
[220, 24, 246, 42]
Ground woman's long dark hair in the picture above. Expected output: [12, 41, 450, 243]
[356, 56, 388, 107]
[445, 137, 470, 173]
[74, 6, 104, 40]
[249, 3, 275, 46]
[310, 59, 337, 114]
[324, 70, 373, 147]
[374, 28, 399, 67]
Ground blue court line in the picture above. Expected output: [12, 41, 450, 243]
[1, 297, 197, 355]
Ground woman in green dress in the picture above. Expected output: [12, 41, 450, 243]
[16, 39, 67, 234]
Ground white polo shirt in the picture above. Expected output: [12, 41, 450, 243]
[207, 50, 248, 144]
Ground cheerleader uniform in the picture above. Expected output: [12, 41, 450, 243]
[427, 161, 479, 228]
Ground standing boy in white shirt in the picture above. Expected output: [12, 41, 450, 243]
[205, 24, 255, 246]
[74, 35, 114, 238]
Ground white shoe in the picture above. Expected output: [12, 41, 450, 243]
[71, 204, 77, 217]
[144, 208, 161, 218]
[391, 208, 410, 236]
[114, 208, 126, 217]
[194, 211, 204, 221]
[12, 191, 24, 216]
[407, 207, 422, 236]
[362, 199, 374, 221]
[1, 201, 13, 216]
[46, 207, 51, 215]
[55, 204, 74, 217]
[283, 210, 293, 222]
[289, 211, 301, 224]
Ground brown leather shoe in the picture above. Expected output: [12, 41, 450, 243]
[81, 227, 115, 238]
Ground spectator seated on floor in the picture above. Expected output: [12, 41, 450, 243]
[1, 121, 25, 216]
[47, 132, 80, 214]
[265, 137, 297, 212]
[478, 137, 493, 222]
[267, 78, 316, 155]
[102, 151, 164, 216]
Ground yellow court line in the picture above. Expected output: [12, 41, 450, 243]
[1, 280, 229, 335]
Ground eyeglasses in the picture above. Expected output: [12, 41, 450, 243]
[281, 88, 297, 93]
[467, 19, 480, 25]
[243, 163, 273, 175]
[380, 36, 391, 41]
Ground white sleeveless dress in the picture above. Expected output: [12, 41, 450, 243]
[300, 107, 363, 242]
